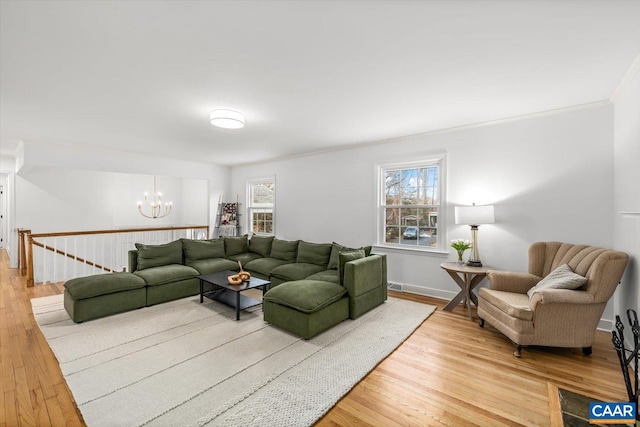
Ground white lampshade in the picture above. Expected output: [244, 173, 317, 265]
[455, 205, 495, 225]
[210, 109, 245, 129]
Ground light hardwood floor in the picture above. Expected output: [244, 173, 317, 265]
[1, 249, 628, 426]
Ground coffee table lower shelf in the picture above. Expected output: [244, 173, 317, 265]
[197, 271, 270, 321]
[202, 289, 262, 318]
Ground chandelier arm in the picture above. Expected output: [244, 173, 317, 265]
[138, 205, 155, 219]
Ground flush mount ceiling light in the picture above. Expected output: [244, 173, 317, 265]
[209, 109, 245, 129]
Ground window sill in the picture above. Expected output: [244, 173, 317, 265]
[373, 244, 450, 257]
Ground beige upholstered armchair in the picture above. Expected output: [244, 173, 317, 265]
[477, 242, 628, 358]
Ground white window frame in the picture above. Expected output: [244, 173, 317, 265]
[376, 155, 447, 253]
[246, 177, 275, 236]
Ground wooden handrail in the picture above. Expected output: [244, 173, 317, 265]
[24, 225, 209, 287]
[30, 225, 208, 239]
[31, 240, 118, 274]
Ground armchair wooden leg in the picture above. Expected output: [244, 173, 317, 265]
[514, 345, 523, 358]
[479, 318, 485, 327]
[582, 346, 592, 355]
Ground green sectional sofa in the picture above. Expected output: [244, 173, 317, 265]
[63, 235, 388, 338]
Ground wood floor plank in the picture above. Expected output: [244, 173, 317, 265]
[547, 382, 564, 427]
[3, 390, 18, 427]
[30, 387, 52, 427]
[14, 366, 36, 427]
[0, 249, 630, 426]
[43, 396, 66, 427]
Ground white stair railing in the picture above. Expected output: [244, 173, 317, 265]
[23, 225, 209, 286]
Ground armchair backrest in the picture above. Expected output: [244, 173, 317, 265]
[528, 242, 629, 303]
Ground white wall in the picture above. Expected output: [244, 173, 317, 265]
[6, 140, 229, 267]
[231, 103, 617, 325]
[613, 56, 640, 331]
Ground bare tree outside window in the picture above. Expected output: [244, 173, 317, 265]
[381, 163, 441, 249]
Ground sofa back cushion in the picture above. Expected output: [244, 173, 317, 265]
[182, 238, 225, 263]
[328, 242, 373, 270]
[249, 235, 275, 257]
[270, 239, 299, 262]
[224, 235, 248, 256]
[135, 240, 183, 271]
[328, 242, 346, 270]
[297, 241, 332, 267]
[338, 249, 366, 284]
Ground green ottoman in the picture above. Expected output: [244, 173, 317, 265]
[263, 280, 349, 339]
[64, 272, 147, 323]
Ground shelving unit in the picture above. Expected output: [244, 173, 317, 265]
[214, 201, 241, 237]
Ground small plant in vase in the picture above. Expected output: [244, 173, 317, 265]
[451, 238, 472, 266]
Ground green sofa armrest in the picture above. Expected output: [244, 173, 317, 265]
[128, 249, 138, 273]
[343, 254, 387, 297]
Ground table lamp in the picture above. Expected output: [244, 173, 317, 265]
[454, 203, 495, 267]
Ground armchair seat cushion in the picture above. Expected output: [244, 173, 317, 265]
[479, 288, 533, 321]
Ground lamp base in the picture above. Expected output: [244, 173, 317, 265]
[466, 260, 483, 267]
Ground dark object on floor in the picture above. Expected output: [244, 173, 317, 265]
[612, 309, 640, 421]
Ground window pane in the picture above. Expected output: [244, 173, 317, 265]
[415, 166, 438, 205]
[251, 182, 274, 205]
[400, 208, 417, 226]
[250, 207, 274, 235]
[385, 226, 399, 244]
[385, 208, 399, 226]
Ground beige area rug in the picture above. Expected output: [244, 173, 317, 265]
[32, 293, 435, 427]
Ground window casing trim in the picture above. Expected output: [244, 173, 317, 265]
[376, 154, 447, 253]
[246, 177, 275, 236]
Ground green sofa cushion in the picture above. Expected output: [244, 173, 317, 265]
[249, 235, 274, 257]
[327, 242, 346, 270]
[270, 263, 326, 281]
[244, 257, 290, 277]
[135, 240, 183, 270]
[263, 280, 347, 314]
[338, 249, 365, 284]
[182, 238, 225, 262]
[224, 235, 248, 256]
[328, 243, 373, 270]
[306, 269, 340, 284]
[226, 252, 263, 266]
[187, 258, 239, 275]
[296, 241, 332, 267]
[64, 272, 146, 300]
[270, 239, 299, 262]
[134, 264, 199, 286]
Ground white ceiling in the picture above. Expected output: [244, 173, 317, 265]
[1, 0, 639, 166]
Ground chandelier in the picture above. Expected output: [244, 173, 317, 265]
[137, 176, 172, 219]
